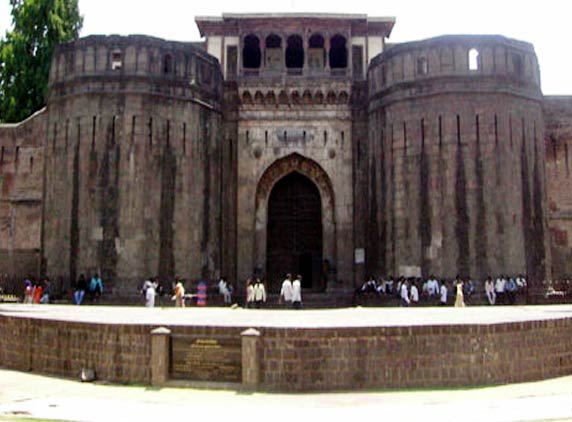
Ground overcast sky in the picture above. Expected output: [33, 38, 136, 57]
[1, 0, 570, 95]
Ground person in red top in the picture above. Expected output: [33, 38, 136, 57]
[33, 282, 43, 304]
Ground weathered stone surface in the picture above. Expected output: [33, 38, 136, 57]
[0, 16, 571, 294]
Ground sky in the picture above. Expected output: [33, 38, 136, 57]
[0, 0, 570, 95]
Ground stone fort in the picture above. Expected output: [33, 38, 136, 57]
[1, 13, 571, 296]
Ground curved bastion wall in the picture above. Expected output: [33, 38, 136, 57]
[42, 35, 225, 291]
[366, 35, 550, 283]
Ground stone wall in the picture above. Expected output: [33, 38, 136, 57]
[367, 35, 550, 283]
[235, 80, 355, 291]
[42, 36, 224, 291]
[0, 110, 45, 277]
[0, 315, 152, 383]
[1, 313, 571, 391]
[544, 96, 572, 278]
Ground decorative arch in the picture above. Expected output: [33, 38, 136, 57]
[254, 153, 337, 279]
[291, 90, 301, 105]
[326, 90, 337, 104]
[278, 90, 289, 105]
[265, 91, 276, 105]
[241, 91, 253, 105]
[254, 91, 264, 104]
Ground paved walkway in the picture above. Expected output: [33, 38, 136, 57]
[0, 369, 572, 421]
[1, 303, 572, 328]
[2, 304, 572, 421]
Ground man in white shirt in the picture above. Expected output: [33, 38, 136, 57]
[410, 280, 419, 305]
[292, 275, 303, 309]
[218, 277, 231, 305]
[279, 273, 293, 308]
[427, 276, 439, 297]
[495, 276, 506, 305]
[400, 279, 410, 306]
[253, 278, 267, 308]
[440, 280, 448, 306]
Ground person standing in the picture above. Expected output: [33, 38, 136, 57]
[218, 277, 232, 305]
[439, 279, 448, 306]
[24, 278, 33, 304]
[292, 275, 303, 309]
[253, 278, 266, 308]
[74, 274, 87, 305]
[245, 278, 255, 309]
[495, 276, 506, 305]
[505, 277, 517, 305]
[485, 276, 496, 305]
[410, 280, 419, 306]
[400, 279, 410, 307]
[454, 277, 465, 308]
[147, 280, 158, 307]
[89, 274, 103, 303]
[174, 280, 185, 307]
[33, 281, 43, 304]
[279, 273, 293, 308]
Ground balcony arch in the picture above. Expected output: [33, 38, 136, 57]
[329, 34, 347, 69]
[308, 34, 325, 72]
[243, 34, 261, 69]
[265, 34, 283, 71]
[286, 34, 304, 71]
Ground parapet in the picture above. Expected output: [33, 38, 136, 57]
[48, 35, 222, 106]
[368, 35, 542, 106]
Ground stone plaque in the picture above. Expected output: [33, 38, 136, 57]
[171, 336, 241, 382]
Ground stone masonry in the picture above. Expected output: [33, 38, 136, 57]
[0, 13, 571, 295]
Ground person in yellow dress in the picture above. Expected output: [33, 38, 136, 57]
[454, 277, 465, 307]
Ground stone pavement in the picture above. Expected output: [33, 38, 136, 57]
[2, 303, 572, 328]
[0, 368, 572, 421]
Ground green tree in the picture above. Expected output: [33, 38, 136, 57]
[0, 0, 82, 123]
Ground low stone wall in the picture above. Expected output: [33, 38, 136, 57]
[1, 313, 571, 391]
[258, 320, 572, 391]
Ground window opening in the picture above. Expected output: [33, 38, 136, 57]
[468, 48, 479, 70]
[329, 35, 347, 69]
[265, 34, 282, 71]
[163, 54, 173, 74]
[416, 57, 428, 75]
[308, 34, 325, 71]
[286, 35, 304, 71]
[111, 49, 122, 70]
[243, 34, 261, 69]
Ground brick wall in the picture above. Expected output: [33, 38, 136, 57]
[1, 314, 571, 391]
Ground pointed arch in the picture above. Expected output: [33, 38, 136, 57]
[254, 153, 337, 281]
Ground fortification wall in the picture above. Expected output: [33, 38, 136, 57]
[0, 110, 45, 277]
[367, 35, 550, 283]
[544, 96, 572, 278]
[43, 35, 224, 291]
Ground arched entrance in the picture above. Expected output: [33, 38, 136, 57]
[254, 153, 336, 293]
[267, 172, 322, 291]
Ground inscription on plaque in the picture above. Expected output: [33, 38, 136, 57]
[171, 336, 241, 382]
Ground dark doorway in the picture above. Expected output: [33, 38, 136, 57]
[267, 172, 323, 292]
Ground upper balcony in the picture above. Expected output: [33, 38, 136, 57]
[229, 33, 357, 82]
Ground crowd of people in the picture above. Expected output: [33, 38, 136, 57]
[355, 274, 529, 306]
[4, 271, 572, 309]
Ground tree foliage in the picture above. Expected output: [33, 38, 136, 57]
[0, 0, 82, 123]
